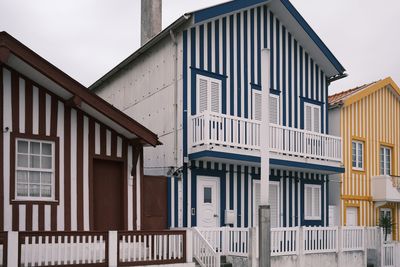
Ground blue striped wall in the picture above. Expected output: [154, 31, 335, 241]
[183, 5, 329, 134]
[168, 161, 329, 228]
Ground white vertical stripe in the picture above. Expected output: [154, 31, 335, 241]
[106, 130, 111, 156]
[186, 31, 192, 228]
[280, 177, 283, 226]
[3, 68, 12, 231]
[254, 8, 259, 85]
[187, 167, 192, 227]
[95, 123, 100, 155]
[240, 11, 245, 118]
[70, 109, 77, 230]
[117, 137, 122, 157]
[45, 94, 51, 136]
[226, 168, 230, 216]
[219, 18, 223, 75]
[272, 14, 276, 90]
[171, 176, 175, 228]
[241, 166, 244, 227]
[136, 154, 141, 230]
[286, 176, 289, 226]
[196, 26, 200, 69]
[298, 176, 301, 226]
[226, 17, 231, 115]
[83, 116, 90, 230]
[302, 48, 306, 98]
[247, 10, 252, 119]
[57, 101, 65, 230]
[233, 165, 237, 227]
[248, 172, 252, 227]
[178, 178, 183, 227]
[32, 86, 39, 134]
[324, 178, 327, 226]
[32, 204, 38, 231]
[292, 179, 295, 226]
[285, 30, 289, 127]
[211, 20, 215, 73]
[127, 145, 133, 230]
[233, 14, 237, 116]
[19, 78, 25, 133]
[19, 205, 26, 231]
[44, 205, 51, 231]
[204, 24, 208, 71]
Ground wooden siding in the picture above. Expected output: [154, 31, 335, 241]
[1, 65, 140, 231]
[340, 84, 400, 239]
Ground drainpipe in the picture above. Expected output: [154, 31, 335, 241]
[170, 29, 179, 168]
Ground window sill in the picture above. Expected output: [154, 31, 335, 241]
[11, 199, 59, 205]
[352, 168, 365, 174]
[304, 217, 321, 221]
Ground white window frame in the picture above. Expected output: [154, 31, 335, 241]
[251, 90, 280, 124]
[196, 74, 222, 114]
[380, 146, 392, 176]
[15, 138, 56, 201]
[304, 102, 321, 133]
[304, 184, 322, 220]
[352, 140, 364, 171]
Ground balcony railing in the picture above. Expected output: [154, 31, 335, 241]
[372, 175, 400, 202]
[190, 112, 342, 162]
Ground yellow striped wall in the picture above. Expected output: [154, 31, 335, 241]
[339, 80, 400, 239]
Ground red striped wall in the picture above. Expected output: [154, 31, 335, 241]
[1, 65, 140, 231]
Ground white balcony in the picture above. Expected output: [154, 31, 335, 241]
[189, 112, 342, 167]
[371, 175, 400, 203]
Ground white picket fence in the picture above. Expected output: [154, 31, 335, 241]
[192, 228, 220, 267]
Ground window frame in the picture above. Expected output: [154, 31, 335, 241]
[352, 140, 364, 171]
[196, 74, 222, 114]
[304, 102, 321, 133]
[380, 145, 392, 176]
[11, 133, 60, 204]
[251, 90, 280, 124]
[304, 184, 322, 221]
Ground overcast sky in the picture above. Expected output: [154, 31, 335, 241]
[1, 0, 399, 94]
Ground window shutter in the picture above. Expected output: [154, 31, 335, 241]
[269, 183, 279, 228]
[210, 81, 220, 113]
[313, 106, 321, 132]
[269, 96, 279, 124]
[254, 183, 261, 226]
[253, 92, 262, 121]
[305, 105, 312, 131]
[199, 78, 208, 113]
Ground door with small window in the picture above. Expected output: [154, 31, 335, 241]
[197, 177, 219, 227]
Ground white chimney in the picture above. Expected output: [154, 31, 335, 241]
[141, 0, 162, 46]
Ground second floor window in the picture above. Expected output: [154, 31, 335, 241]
[197, 75, 222, 114]
[252, 90, 280, 124]
[352, 140, 364, 170]
[380, 146, 392, 175]
[304, 103, 321, 133]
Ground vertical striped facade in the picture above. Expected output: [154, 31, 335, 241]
[168, 161, 328, 228]
[334, 80, 400, 239]
[1, 65, 141, 232]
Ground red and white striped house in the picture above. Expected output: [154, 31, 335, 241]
[0, 31, 162, 232]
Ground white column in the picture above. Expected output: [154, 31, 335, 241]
[108, 231, 118, 267]
[7, 231, 19, 267]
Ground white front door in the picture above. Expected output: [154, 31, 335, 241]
[197, 177, 219, 227]
[346, 207, 358, 226]
[380, 208, 393, 241]
[253, 181, 280, 228]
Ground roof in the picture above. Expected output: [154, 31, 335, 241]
[328, 77, 400, 108]
[90, 0, 346, 91]
[0, 31, 160, 146]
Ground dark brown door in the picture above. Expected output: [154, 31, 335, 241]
[142, 176, 168, 230]
[93, 159, 124, 231]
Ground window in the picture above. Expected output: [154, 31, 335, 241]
[197, 75, 222, 114]
[252, 90, 280, 124]
[304, 184, 321, 220]
[380, 146, 392, 175]
[204, 187, 212, 203]
[15, 138, 55, 200]
[352, 140, 364, 170]
[304, 103, 321, 133]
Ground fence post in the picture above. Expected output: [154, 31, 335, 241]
[7, 231, 18, 267]
[186, 229, 193, 263]
[108, 231, 118, 267]
[298, 227, 304, 267]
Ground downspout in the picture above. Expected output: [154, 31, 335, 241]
[170, 29, 179, 168]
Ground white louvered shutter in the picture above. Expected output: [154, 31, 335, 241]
[253, 91, 262, 121]
[254, 183, 260, 226]
[210, 80, 221, 113]
[313, 106, 321, 132]
[305, 105, 312, 131]
[269, 183, 279, 228]
[313, 187, 321, 217]
[269, 96, 279, 124]
[199, 78, 208, 113]
[305, 186, 312, 217]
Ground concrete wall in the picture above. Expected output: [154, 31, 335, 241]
[95, 32, 185, 176]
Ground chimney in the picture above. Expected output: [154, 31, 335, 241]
[141, 0, 162, 46]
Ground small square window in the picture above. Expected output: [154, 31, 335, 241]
[204, 187, 212, 203]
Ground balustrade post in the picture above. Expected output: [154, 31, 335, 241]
[299, 227, 305, 267]
[204, 112, 210, 145]
[108, 231, 118, 267]
[7, 231, 18, 267]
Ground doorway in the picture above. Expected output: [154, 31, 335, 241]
[345, 207, 359, 226]
[197, 176, 220, 227]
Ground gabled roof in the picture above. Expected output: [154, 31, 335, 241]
[91, 0, 346, 91]
[0, 31, 160, 146]
[328, 77, 400, 108]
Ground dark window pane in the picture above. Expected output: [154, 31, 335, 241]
[204, 187, 212, 203]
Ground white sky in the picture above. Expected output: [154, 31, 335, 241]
[0, 0, 399, 94]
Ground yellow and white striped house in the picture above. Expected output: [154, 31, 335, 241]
[329, 77, 400, 240]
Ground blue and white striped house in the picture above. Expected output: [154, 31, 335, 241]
[92, 0, 346, 230]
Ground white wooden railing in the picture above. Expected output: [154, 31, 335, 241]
[303, 227, 338, 254]
[365, 227, 380, 249]
[19, 232, 108, 266]
[271, 227, 299, 256]
[193, 228, 220, 267]
[118, 230, 186, 265]
[341, 227, 364, 251]
[382, 242, 399, 267]
[190, 112, 342, 162]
